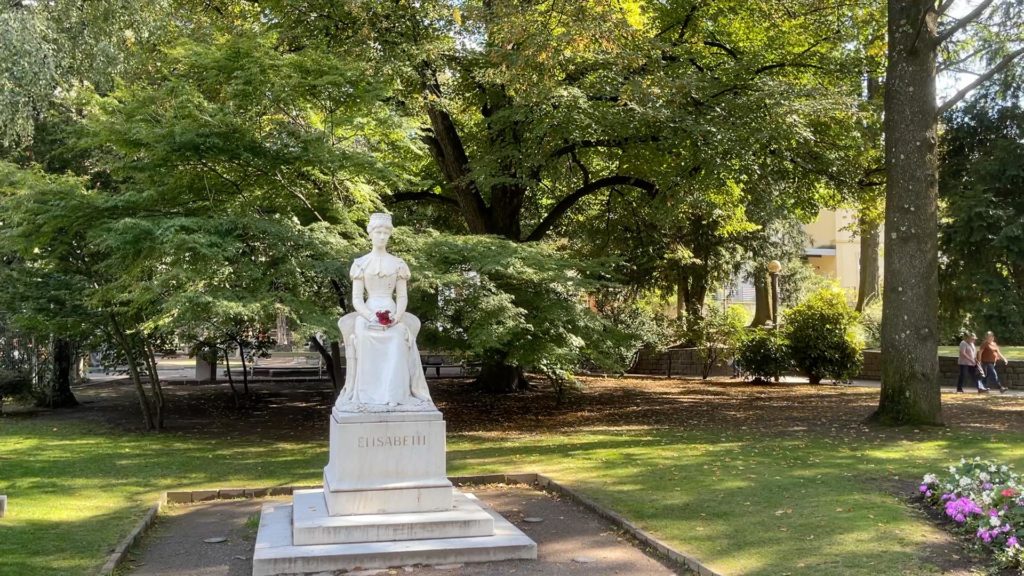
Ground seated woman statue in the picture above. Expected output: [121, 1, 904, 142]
[335, 213, 434, 412]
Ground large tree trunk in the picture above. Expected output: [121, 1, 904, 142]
[474, 359, 530, 393]
[856, 215, 881, 312]
[46, 337, 79, 408]
[309, 336, 340, 391]
[423, 104, 492, 235]
[684, 267, 709, 325]
[675, 267, 709, 329]
[873, 0, 941, 425]
[750, 273, 772, 327]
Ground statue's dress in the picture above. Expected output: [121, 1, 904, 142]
[335, 253, 433, 411]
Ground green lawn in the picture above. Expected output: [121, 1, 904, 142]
[938, 345, 1024, 360]
[3, 413, 1024, 576]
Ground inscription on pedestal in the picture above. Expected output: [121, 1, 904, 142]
[357, 434, 427, 448]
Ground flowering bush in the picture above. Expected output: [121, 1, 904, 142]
[919, 458, 1024, 569]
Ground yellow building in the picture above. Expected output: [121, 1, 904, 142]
[717, 208, 882, 311]
[803, 208, 883, 301]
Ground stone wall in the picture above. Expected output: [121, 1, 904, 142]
[858, 350, 1024, 389]
[859, 350, 882, 380]
[632, 348, 1024, 389]
[629, 348, 732, 378]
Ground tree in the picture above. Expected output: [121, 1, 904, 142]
[252, 0, 877, 388]
[0, 0, 172, 148]
[397, 231, 642, 393]
[874, 0, 1024, 425]
[939, 79, 1024, 342]
[0, 13, 397, 426]
[689, 305, 748, 379]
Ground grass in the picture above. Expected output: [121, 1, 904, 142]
[3, 412, 1024, 576]
[938, 345, 1024, 360]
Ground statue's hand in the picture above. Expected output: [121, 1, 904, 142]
[392, 312, 404, 324]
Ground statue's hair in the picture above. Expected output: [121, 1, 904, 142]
[367, 212, 393, 234]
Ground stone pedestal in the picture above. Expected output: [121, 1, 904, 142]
[323, 410, 452, 515]
[253, 409, 536, 575]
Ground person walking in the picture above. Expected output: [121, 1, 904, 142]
[957, 332, 986, 393]
[979, 331, 1009, 393]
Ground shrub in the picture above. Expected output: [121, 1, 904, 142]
[689, 305, 749, 379]
[783, 287, 864, 384]
[859, 297, 882, 349]
[736, 328, 790, 383]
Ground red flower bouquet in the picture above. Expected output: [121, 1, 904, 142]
[375, 310, 393, 326]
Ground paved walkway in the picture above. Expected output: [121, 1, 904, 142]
[124, 485, 680, 576]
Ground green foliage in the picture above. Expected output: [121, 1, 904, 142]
[860, 298, 883, 349]
[0, 0, 172, 147]
[689, 304, 749, 379]
[779, 258, 836, 309]
[394, 231, 642, 382]
[783, 287, 863, 384]
[736, 328, 790, 383]
[940, 84, 1024, 344]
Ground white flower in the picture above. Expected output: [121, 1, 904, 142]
[991, 516, 1002, 527]
[980, 472, 991, 482]
[961, 477, 973, 487]
[923, 474, 937, 484]
[950, 466, 958, 474]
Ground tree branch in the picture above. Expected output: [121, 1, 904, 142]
[936, 0, 958, 17]
[387, 190, 460, 207]
[655, 3, 700, 39]
[703, 40, 739, 60]
[937, 46, 1024, 116]
[569, 151, 591, 186]
[935, 0, 996, 45]
[526, 176, 657, 242]
[549, 135, 661, 160]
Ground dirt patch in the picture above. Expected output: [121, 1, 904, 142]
[34, 376, 1024, 442]
[122, 484, 680, 576]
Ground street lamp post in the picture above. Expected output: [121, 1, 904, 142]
[767, 260, 783, 328]
[767, 260, 783, 383]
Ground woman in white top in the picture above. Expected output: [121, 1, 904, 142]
[956, 332, 987, 393]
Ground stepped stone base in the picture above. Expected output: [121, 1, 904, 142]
[292, 489, 494, 545]
[253, 491, 537, 576]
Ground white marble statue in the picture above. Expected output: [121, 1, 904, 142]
[335, 213, 434, 412]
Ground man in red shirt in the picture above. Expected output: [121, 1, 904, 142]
[978, 331, 1010, 393]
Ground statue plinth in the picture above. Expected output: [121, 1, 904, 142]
[322, 409, 452, 515]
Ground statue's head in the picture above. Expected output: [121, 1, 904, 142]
[367, 212, 393, 249]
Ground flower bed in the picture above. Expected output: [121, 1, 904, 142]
[920, 458, 1024, 570]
